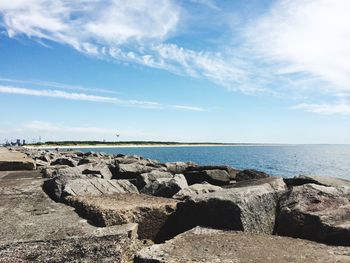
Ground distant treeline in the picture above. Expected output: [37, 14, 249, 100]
[27, 141, 235, 146]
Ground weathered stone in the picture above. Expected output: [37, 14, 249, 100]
[34, 159, 49, 167]
[66, 193, 178, 241]
[163, 161, 197, 174]
[51, 157, 77, 167]
[284, 175, 350, 188]
[186, 165, 240, 179]
[165, 177, 286, 240]
[183, 169, 230, 186]
[235, 169, 269, 182]
[137, 170, 174, 190]
[44, 176, 139, 201]
[0, 148, 36, 171]
[275, 183, 350, 245]
[112, 163, 156, 179]
[173, 183, 222, 200]
[41, 165, 84, 178]
[82, 162, 113, 179]
[134, 227, 350, 263]
[152, 174, 188, 198]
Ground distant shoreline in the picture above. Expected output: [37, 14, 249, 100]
[24, 143, 296, 149]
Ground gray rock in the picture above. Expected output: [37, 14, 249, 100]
[284, 175, 350, 188]
[186, 165, 240, 180]
[41, 165, 85, 178]
[184, 169, 230, 186]
[134, 227, 350, 263]
[165, 177, 287, 240]
[153, 174, 188, 198]
[82, 162, 113, 179]
[163, 161, 197, 174]
[173, 183, 222, 200]
[112, 163, 156, 179]
[235, 169, 269, 182]
[51, 157, 77, 167]
[44, 176, 139, 201]
[137, 170, 174, 190]
[275, 183, 350, 245]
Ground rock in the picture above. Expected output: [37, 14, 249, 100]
[173, 183, 222, 200]
[134, 227, 350, 263]
[164, 177, 287, 240]
[51, 157, 77, 167]
[0, 148, 36, 171]
[163, 161, 197, 174]
[112, 163, 156, 179]
[152, 174, 188, 198]
[136, 170, 174, 190]
[183, 169, 230, 186]
[275, 183, 350, 245]
[34, 159, 49, 167]
[82, 162, 113, 179]
[66, 193, 178, 241]
[186, 165, 240, 180]
[43, 176, 139, 202]
[41, 165, 84, 178]
[284, 175, 350, 188]
[235, 169, 269, 182]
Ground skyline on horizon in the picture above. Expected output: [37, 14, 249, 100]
[1, 0, 350, 144]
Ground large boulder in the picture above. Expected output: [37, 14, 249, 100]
[183, 169, 230, 186]
[235, 169, 269, 182]
[275, 183, 350, 245]
[136, 171, 174, 190]
[173, 183, 222, 200]
[163, 162, 197, 174]
[284, 175, 350, 188]
[134, 227, 350, 263]
[111, 163, 157, 179]
[41, 165, 85, 178]
[66, 193, 178, 241]
[186, 165, 240, 180]
[164, 177, 287, 240]
[82, 162, 113, 179]
[151, 174, 188, 198]
[51, 157, 77, 167]
[44, 176, 139, 202]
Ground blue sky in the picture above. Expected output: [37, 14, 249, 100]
[0, 0, 349, 144]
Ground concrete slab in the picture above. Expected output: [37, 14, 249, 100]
[0, 147, 35, 170]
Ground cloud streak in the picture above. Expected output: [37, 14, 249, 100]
[0, 85, 205, 111]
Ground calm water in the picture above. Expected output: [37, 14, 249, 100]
[72, 145, 350, 179]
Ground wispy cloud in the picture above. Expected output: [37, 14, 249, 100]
[0, 77, 119, 94]
[171, 105, 207, 112]
[0, 85, 205, 111]
[291, 102, 350, 115]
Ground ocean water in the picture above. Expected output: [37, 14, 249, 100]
[73, 145, 350, 179]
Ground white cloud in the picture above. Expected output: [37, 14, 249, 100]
[0, 84, 205, 111]
[292, 102, 350, 115]
[245, 0, 350, 94]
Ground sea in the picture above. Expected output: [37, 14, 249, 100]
[71, 145, 350, 179]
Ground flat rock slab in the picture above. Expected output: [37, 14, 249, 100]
[0, 170, 140, 262]
[0, 147, 35, 170]
[66, 193, 178, 241]
[135, 227, 350, 263]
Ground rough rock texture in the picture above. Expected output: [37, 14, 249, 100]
[41, 165, 85, 178]
[183, 169, 230, 186]
[275, 183, 350, 245]
[284, 175, 350, 188]
[135, 227, 350, 263]
[51, 157, 78, 167]
[173, 183, 222, 200]
[165, 177, 287, 240]
[137, 170, 174, 190]
[81, 162, 113, 179]
[185, 165, 240, 180]
[153, 174, 188, 198]
[112, 163, 157, 179]
[66, 193, 178, 241]
[0, 148, 35, 171]
[44, 176, 139, 201]
[163, 162, 197, 174]
[235, 169, 269, 182]
[0, 169, 140, 262]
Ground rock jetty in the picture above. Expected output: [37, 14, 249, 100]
[0, 146, 349, 262]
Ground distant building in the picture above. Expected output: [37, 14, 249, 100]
[16, 139, 21, 146]
[22, 139, 26, 145]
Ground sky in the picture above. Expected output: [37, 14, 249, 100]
[0, 0, 349, 144]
